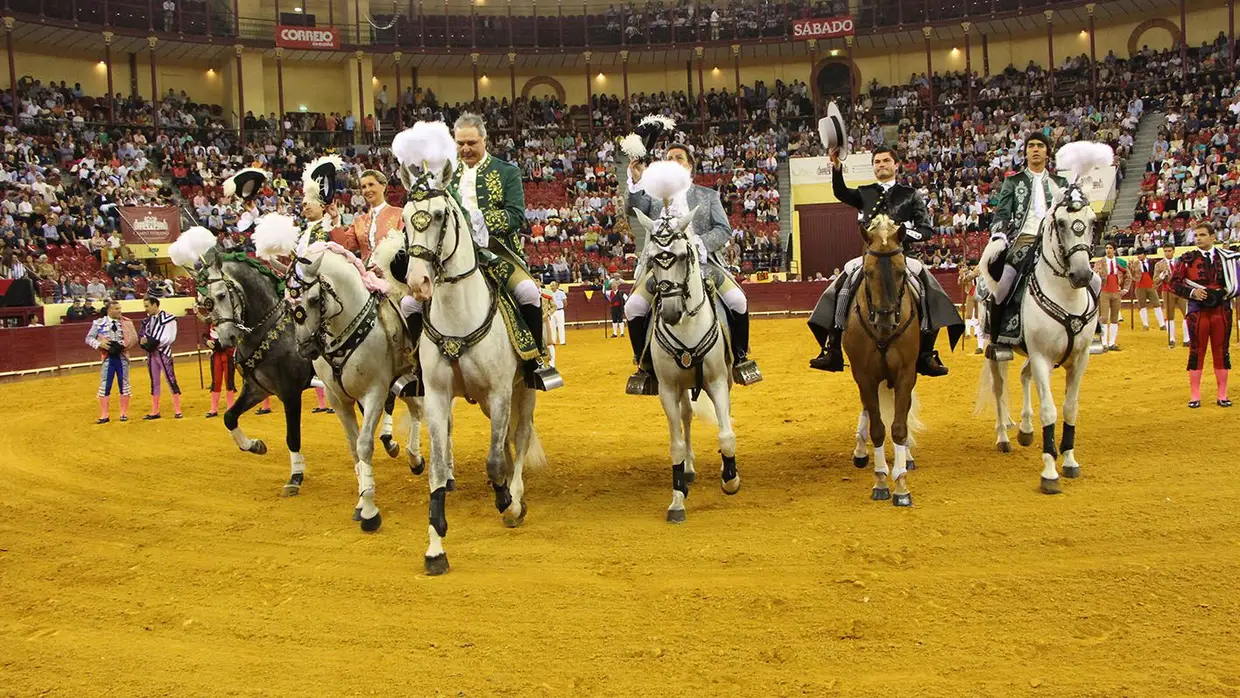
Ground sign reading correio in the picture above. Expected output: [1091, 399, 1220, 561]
[275, 25, 341, 50]
[791, 16, 856, 40]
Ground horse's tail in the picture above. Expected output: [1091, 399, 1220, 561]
[974, 358, 1007, 417]
[978, 238, 1007, 296]
[878, 386, 922, 447]
[691, 391, 735, 427]
[522, 427, 548, 470]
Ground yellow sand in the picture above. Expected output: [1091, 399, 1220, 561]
[1, 319, 1237, 697]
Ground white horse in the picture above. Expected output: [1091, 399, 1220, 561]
[286, 242, 425, 531]
[977, 181, 1099, 494]
[632, 205, 741, 523]
[377, 179, 543, 577]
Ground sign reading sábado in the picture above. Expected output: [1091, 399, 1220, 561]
[275, 25, 341, 50]
[791, 16, 856, 40]
[119, 206, 181, 245]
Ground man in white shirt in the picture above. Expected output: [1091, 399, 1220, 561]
[547, 281, 568, 345]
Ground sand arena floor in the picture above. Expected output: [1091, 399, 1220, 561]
[1, 318, 1238, 697]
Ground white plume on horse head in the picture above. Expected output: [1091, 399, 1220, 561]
[252, 213, 300, 261]
[642, 160, 693, 203]
[1055, 141, 1114, 184]
[392, 120, 458, 190]
[169, 226, 217, 267]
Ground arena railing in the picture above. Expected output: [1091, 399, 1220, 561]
[5, 0, 1096, 53]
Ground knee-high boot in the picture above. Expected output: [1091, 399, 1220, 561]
[519, 303, 564, 391]
[727, 310, 762, 385]
[916, 328, 949, 377]
[624, 314, 658, 396]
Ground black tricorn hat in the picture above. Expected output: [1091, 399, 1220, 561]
[223, 167, 269, 201]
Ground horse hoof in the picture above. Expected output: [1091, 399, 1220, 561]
[721, 476, 741, 495]
[424, 553, 450, 576]
[249, 440, 268, 456]
[503, 501, 526, 528]
[853, 455, 869, 469]
[409, 454, 426, 476]
[381, 436, 399, 459]
[871, 487, 891, 501]
[892, 493, 913, 507]
[352, 507, 362, 522]
[1040, 477, 1063, 495]
[666, 508, 686, 524]
[685, 470, 696, 485]
[997, 442, 1011, 453]
[282, 483, 301, 497]
[445, 478, 457, 492]
[906, 460, 917, 471]
[360, 511, 382, 533]
[1017, 430, 1034, 447]
[1062, 465, 1080, 479]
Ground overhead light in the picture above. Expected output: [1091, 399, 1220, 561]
[829, 49, 839, 56]
[951, 47, 960, 55]
[293, 6, 303, 11]
[97, 60, 106, 67]
[207, 68, 215, 75]
[299, 105, 308, 112]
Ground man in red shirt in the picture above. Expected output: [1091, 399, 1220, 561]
[1171, 222, 1236, 408]
[1131, 248, 1162, 331]
[1092, 244, 1131, 351]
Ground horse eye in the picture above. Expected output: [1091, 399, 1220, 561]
[215, 293, 225, 301]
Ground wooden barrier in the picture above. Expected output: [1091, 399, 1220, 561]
[0, 314, 203, 375]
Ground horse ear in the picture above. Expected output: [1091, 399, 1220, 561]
[306, 252, 325, 278]
[633, 208, 655, 233]
[679, 206, 700, 232]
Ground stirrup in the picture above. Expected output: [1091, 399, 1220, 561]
[1088, 337, 1107, 355]
[732, 358, 763, 386]
[526, 360, 564, 391]
[985, 344, 1015, 362]
[625, 367, 659, 396]
[391, 370, 424, 398]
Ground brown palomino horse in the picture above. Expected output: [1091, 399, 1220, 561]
[843, 214, 922, 507]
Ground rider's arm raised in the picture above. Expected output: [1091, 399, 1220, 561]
[830, 163, 864, 211]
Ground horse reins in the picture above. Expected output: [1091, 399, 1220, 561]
[1029, 185, 1100, 367]
[650, 214, 720, 399]
[287, 260, 382, 401]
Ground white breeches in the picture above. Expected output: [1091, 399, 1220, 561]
[623, 284, 746, 321]
[513, 279, 540, 307]
[400, 295, 423, 318]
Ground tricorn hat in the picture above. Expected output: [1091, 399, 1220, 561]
[620, 115, 677, 162]
[817, 101, 849, 158]
[223, 167, 269, 201]
[302, 155, 344, 205]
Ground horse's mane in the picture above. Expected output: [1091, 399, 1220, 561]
[303, 241, 391, 295]
[214, 250, 286, 295]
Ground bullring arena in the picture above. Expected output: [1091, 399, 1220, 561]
[4, 0, 1240, 693]
[4, 318, 1239, 696]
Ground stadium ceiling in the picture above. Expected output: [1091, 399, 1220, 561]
[7, 0, 1186, 73]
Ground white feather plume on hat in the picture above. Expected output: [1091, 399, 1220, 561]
[1055, 141, 1114, 182]
[391, 120, 457, 188]
[222, 167, 270, 200]
[252, 213, 300, 261]
[621, 114, 678, 160]
[301, 155, 344, 204]
[641, 160, 693, 203]
[168, 226, 217, 267]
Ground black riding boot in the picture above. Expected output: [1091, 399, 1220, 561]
[625, 314, 658, 395]
[809, 326, 845, 372]
[916, 328, 949, 377]
[391, 312, 425, 397]
[519, 303, 564, 391]
[727, 310, 762, 385]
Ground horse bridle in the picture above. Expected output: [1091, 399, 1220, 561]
[200, 272, 253, 333]
[1030, 183, 1100, 367]
[285, 258, 381, 394]
[857, 246, 916, 353]
[405, 190, 479, 285]
[650, 213, 709, 319]
[1039, 186, 1095, 280]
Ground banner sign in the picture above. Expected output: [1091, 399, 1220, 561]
[790, 154, 873, 186]
[119, 206, 181, 245]
[275, 25, 341, 50]
[791, 16, 856, 40]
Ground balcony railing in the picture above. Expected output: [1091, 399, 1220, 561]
[5, 0, 1091, 52]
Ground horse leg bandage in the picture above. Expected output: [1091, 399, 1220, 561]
[672, 462, 689, 498]
[1059, 424, 1076, 455]
[1042, 424, 1058, 459]
[721, 454, 738, 483]
[429, 487, 449, 538]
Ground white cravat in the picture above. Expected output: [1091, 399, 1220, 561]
[458, 153, 489, 217]
[368, 202, 388, 250]
[878, 180, 895, 191]
[1030, 170, 1047, 218]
